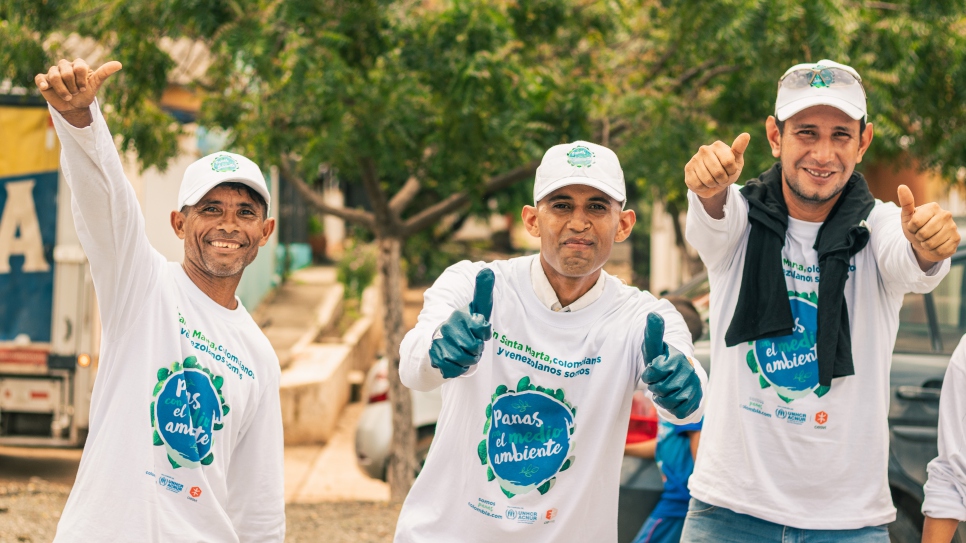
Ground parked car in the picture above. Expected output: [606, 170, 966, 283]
[357, 251, 966, 542]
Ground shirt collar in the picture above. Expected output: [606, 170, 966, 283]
[530, 255, 607, 313]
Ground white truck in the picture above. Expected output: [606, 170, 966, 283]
[0, 95, 97, 446]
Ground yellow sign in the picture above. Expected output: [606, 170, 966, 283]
[0, 105, 61, 178]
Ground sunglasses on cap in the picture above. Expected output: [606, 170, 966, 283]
[779, 64, 863, 91]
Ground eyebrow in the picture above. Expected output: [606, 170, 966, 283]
[794, 123, 856, 133]
[546, 194, 613, 205]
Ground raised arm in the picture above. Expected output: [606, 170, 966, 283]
[36, 59, 162, 336]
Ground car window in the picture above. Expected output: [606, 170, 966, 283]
[896, 292, 933, 354]
[932, 260, 966, 354]
[896, 257, 966, 355]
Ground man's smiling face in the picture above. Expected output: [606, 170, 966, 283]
[768, 105, 873, 212]
[172, 183, 274, 280]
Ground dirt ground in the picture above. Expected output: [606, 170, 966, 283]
[0, 480, 402, 543]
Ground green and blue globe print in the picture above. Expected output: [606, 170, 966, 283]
[477, 377, 576, 498]
[150, 356, 229, 469]
[747, 292, 830, 402]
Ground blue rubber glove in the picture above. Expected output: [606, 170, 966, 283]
[430, 269, 495, 379]
[641, 312, 702, 419]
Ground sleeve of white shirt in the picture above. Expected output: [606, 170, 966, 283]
[923, 336, 966, 521]
[685, 185, 749, 273]
[639, 298, 708, 425]
[868, 201, 949, 294]
[49, 102, 163, 337]
[399, 260, 487, 392]
[227, 370, 286, 542]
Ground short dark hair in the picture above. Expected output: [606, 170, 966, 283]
[181, 181, 268, 217]
[775, 117, 867, 136]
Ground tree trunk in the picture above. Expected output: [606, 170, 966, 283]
[379, 235, 417, 502]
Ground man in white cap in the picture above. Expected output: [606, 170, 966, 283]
[394, 140, 706, 542]
[681, 60, 960, 541]
[35, 59, 283, 542]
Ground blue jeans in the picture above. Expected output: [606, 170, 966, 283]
[632, 515, 686, 543]
[680, 498, 890, 543]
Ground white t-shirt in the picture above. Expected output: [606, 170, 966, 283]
[923, 335, 966, 521]
[395, 255, 706, 543]
[685, 185, 948, 530]
[50, 104, 285, 542]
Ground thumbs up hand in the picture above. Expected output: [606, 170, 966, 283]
[641, 313, 702, 419]
[898, 185, 960, 269]
[430, 269, 495, 379]
[685, 133, 751, 199]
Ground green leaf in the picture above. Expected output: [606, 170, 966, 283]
[149, 402, 155, 427]
[495, 384, 508, 396]
[537, 477, 555, 495]
[478, 440, 487, 465]
[152, 430, 163, 446]
[500, 486, 515, 499]
[213, 376, 224, 389]
[201, 453, 214, 465]
[213, 422, 224, 431]
[778, 393, 794, 404]
[758, 375, 771, 389]
[554, 389, 565, 402]
[517, 376, 531, 391]
[486, 467, 495, 481]
[560, 456, 575, 472]
[157, 368, 171, 382]
[222, 404, 231, 416]
[153, 381, 164, 397]
[167, 455, 181, 469]
[183, 356, 199, 369]
[815, 385, 831, 398]
[485, 403, 492, 418]
[746, 351, 759, 374]
[483, 418, 490, 434]
[172, 361, 182, 373]
[571, 406, 577, 417]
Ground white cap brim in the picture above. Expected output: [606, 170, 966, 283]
[534, 175, 625, 204]
[180, 176, 271, 210]
[776, 94, 866, 122]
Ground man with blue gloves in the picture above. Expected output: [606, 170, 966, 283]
[395, 141, 706, 543]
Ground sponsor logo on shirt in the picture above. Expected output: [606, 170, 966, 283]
[189, 486, 202, 498]
[478, 377, 576, 498]
[468, 498, 503, 519]
[546, 508, 557, 520]
[775, 407, 807, 425]
[158, 475, 184, 494]
[151, 356, 229, 469]
[814, 411, 829, 429]
[505, 507, 539, 524]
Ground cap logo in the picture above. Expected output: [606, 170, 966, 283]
[211, 155, 240, 173]
[566, 146, 594, 168]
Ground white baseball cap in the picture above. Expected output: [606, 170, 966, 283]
[533, 141, 626, 205]
[177, 152, 271, 213]
[775, 59, 867, 122]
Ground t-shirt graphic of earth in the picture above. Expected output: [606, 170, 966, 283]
[477, 376, 576, 498]
[150, 356, 229, 469]
[746, 291, 830, 403]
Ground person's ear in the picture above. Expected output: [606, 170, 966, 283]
[258, 218, 277, 247]
[855, 122, 874, 164]
[765, 116, 782, 158]
[522, 205, 539, 237]
[170, 210, 187, 240]
[615, 208, 636, 242]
